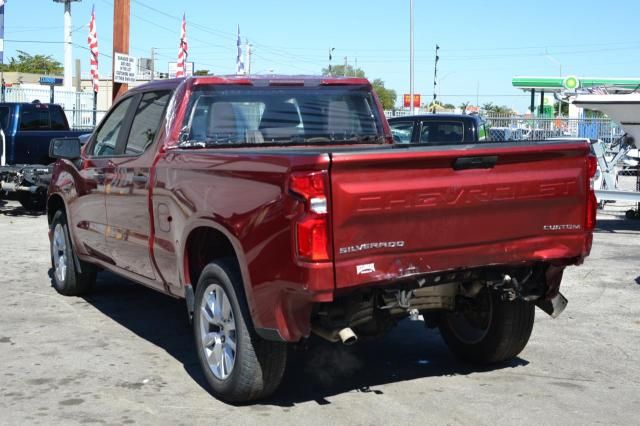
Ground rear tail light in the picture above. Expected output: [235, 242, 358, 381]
[585, 155, 598, 230]
[289, 171, 331, 262]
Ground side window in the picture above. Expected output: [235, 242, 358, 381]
[389, 121, 414, 144]
[91, 97, 134, 157]
[19, 106, 50, 131]
[50, 107, 69, 130]
[420, 121, 464, 144]
[478, 123, 488, 141]
[124, 91, 171, 155]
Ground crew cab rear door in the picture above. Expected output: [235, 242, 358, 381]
[329, 142, 591, 289]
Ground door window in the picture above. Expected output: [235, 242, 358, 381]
[90, 97, 134, 157]
[124, 91, 171, 155]
[389, 121, 414, 144]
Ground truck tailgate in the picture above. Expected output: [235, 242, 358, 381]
[329, 142, 591, 289]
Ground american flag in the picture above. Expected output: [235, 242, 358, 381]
[176, 14, 188, 78]
[87, 6, 99, 93]
[236, 25, 245, 75]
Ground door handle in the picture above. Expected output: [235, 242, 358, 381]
[452, 156, 498, 170]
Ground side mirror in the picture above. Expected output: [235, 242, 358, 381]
[49, 137, 81, 160]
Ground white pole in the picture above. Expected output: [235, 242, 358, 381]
[63, 0, 73, 89]
[409, 0, 414, 114]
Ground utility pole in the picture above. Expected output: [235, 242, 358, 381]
[355, 57, 358, 75]
[1, 0, 5, 102]
[344, 56, 348, 77]
[112, 0, 130, 101]
[432, 44, 439, 113]
[150, 47, 155, 80]
[409, 0, 414, 114]
[53, 0, 80, 89]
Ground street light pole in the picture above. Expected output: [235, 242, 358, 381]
[409, 0, 414, 114]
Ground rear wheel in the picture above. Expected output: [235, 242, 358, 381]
[193, 260, 287, 402]
[439, 288, 535, 364]
[50, 210, 96, 296]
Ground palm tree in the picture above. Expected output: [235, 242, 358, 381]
[459, 101, 471, 114]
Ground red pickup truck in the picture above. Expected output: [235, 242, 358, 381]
[47, 76, 597, 402]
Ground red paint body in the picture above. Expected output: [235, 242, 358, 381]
[48, 76, 594, 342]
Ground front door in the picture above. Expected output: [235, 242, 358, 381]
[69, 96, 136, 262]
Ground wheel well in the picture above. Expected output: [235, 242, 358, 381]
[47, 194, 65, 225]
[185, 227, 240, 289]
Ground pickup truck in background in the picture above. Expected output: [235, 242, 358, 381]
[47, 76, 597, 402]
[0, 102, 88, 209]
[388, 113, 489, 144]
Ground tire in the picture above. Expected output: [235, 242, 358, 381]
[18, 192, 46, 211]
[193, 259, 287, 403]
[50, 210, 96, 296]
[439, 288, 535, 364]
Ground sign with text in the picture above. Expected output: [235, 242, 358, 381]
[403, 94, 421, 108]
[39, 76, 64, 86]
[114, 52, 137, 84]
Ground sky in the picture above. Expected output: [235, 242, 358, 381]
[5, 0, 640, 112]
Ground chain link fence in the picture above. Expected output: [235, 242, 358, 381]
[483, 114, 625, 143]
[2, 86, 105, 130]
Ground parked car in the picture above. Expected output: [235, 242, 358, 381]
[0, 101, 89, 209]
[47, 76, 597, 403]
[388, 113, 489, 144]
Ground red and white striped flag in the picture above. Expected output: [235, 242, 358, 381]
[176, 13, 188, 78]
[87, 6, 99, 92]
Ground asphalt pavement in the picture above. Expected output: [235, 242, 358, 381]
[1, 196, 639, 425]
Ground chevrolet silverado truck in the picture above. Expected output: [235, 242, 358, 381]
[0, 102, 88, 209]
[47, 76, 597, 402]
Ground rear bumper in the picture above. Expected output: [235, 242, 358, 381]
[333, 233, 591, 290]
[256, 233, 591, 342]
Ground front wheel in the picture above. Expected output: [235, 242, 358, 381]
[438, 288, 535, 364]
[50, 210, 96, 295]
[193, 260, 287, 402]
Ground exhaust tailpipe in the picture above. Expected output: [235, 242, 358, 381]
[338, 327, 357, 345]
[312, 326, 358, 345]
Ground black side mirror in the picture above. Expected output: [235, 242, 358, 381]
[49, 137, 81, 160]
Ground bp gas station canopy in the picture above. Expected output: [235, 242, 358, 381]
[512, 76, 640, 114]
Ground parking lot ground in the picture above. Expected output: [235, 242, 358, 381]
[1, 197, 640, 425]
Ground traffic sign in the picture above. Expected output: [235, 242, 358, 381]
[114, 52, 137, 84]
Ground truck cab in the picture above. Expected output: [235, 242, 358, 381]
[388, 113, 489, 144]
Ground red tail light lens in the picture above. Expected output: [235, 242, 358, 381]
[296, 218, 330, 261]
[585, 155, 598, 230]
[289, 171, 331, 262]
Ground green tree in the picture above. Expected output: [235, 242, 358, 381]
[321, 66, 396, 110]
[459, 101, 471, 113]
[371, 79, 397, 110]
[194, 69, 210, 76]
[0, 50, 63, 74]
[321, 64, 365, 78]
